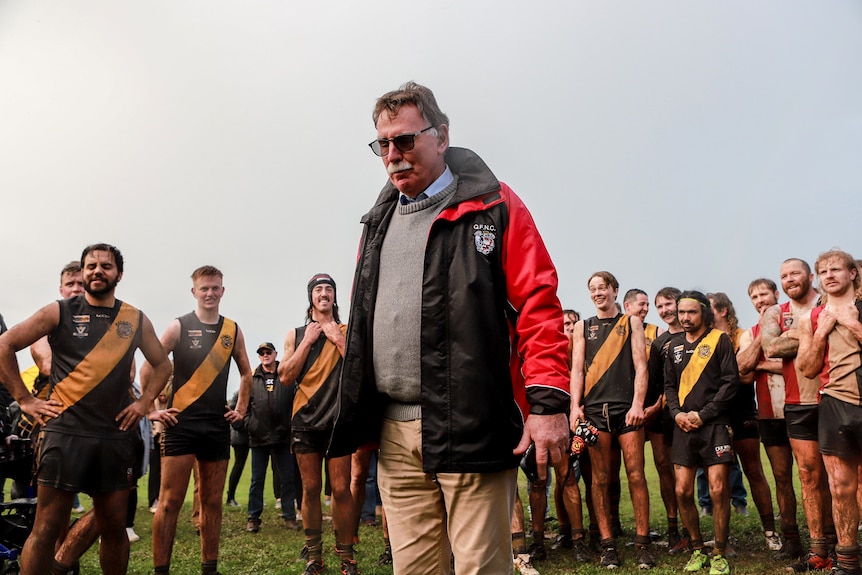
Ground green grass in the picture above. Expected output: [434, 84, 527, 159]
[68, 443, 801, 574]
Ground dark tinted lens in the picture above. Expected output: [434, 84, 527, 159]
[372, 140, 388, 155]
[391, 134, 416, 152]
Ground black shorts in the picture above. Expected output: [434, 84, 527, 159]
[36, 430, 137, 494]
[162, 428, 230, 461]
[758, 419, 790, 447]
[584, 403, 641, 436]
[818, 394, 862, 458]
[646, 411, 674, 447]
[671, 423, 734, 468]
[784, 404, 819, 441]
[291, 429, 332, 454]
[730, 418, 760, 441]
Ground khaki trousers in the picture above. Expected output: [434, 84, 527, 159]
[378, 418, 517, 575]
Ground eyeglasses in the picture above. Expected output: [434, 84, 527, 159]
[258, 350, 273, 356]
[369, 126, 434, 157]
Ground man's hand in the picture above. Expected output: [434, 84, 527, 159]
[514, 412, 569, 482]
[19, 395, 62, 427]
[688, 411, 703, 429]
[321, 321, 342, 343]
[643, 403, 661, 425]
[224, 404, 243, 424]
[674, 412, 696, 432]
[304, 321, 324, 343]
[148, 407, 180, 427]
[569, 405, 584, 432]
[815, 309, 838, 336]
[116, 398, 149, 431]
[625, 404, 645, 427]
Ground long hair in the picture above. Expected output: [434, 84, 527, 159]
[708, 292, 739, 345]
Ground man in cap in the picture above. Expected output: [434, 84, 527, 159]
[279, 274, 356, 575]
[245, 342, 298, 532]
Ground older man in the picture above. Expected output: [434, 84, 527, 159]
[329, 81, 570, 575]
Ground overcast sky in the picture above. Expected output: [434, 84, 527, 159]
[2, 1, 860, 392]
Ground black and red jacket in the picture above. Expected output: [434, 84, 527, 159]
[328, 147, 570, 473]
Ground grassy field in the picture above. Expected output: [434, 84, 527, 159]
[70, 443, 804, 574]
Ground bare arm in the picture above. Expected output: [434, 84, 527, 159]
[321, 321, 346, 357]
[626, 316, 647, 426]
[736, 328, 760, 376]
[229, 325, 253, 421]
[797, 313, 831, 379]
[568, 320, 586, 430]
[0, 303, 64, 424]
[30, 336, 52, 376]
[278, 323, 323, 385]
[761, 305, 800, 358]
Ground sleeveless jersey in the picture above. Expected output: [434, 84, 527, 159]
[643, 323, 659, 361]
[47, 295, 141, 438]
[749, 324, 786, 419]
[811, 303, 862, 405]
[726, 328, 756, 422]
[169, 312, 236, 436]
[583, 314, 635, 408]
[291, 323, 347, 432]
[779, 301, 820, 405]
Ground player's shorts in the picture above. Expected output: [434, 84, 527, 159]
[758, 419, 790, 447]
[818, 394, 862, 458]
[784, 404, 819, 441]
[671, 423, 734, 468]
[36, 430, 137, 494]
[584, 403, 641, 436]
[291, 429, 332, 454]
[730, 418, 760, 441]
[646, 409, 674, 447]
[162, 427, 230, 461]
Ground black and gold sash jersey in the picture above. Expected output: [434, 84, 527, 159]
[583, 313, 635, 409]
[663, 329, 739, 425]
[169, 312, 236, 436]
[47, 295, 141, 438]
[291, 323, 347, 433]
[646, 329, 676, 407]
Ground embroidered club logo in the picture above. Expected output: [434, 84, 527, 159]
[221, 335, 233, 349]
[672, 344, 684, 364]
[698, 344, 711, 358]
[190, 339, 201, 350]
[74, 324, 88, 338]
[116, 321, 133, 338]
[473, 229, 495, 255]
[587, 325, 599, 341]
[782, 313, 794, 330]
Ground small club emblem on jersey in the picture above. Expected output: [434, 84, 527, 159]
[698, 344, 711, 358]
[783, 313, 793, 330]
[221, 335, 233, 349]
[74, 324, 88, 338]
[473, 225, 496, 255]
[116, 321, 133, 339]
[190, 339, 201, 350]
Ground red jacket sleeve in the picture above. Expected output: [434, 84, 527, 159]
[499, 184, 571, 415]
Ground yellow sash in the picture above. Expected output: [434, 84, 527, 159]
[172, 318, 236, 412]
[52, 302, 140, 412]
[585, 315, 629, 395]
[678, 329, 722, 405]
[644, 323, 658, 360]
